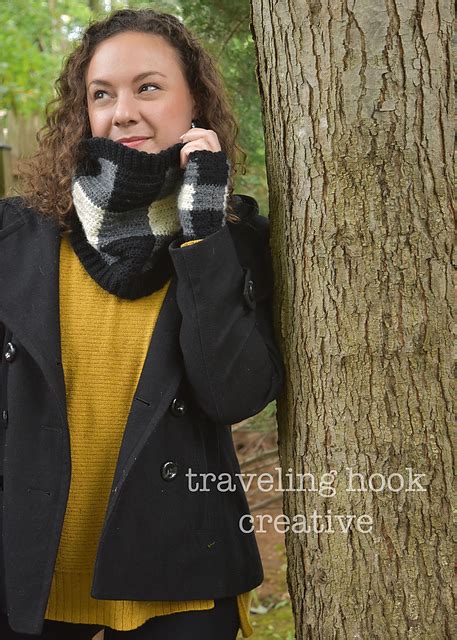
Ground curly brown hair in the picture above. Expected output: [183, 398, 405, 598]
[19, 8, 246, 229]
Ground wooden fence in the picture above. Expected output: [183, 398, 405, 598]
[0, 112, 42, 197]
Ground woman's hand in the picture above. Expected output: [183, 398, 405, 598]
[179, 127, 222, 169]
[176, 126, 230, 241]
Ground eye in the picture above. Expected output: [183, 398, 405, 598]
[139, 83, 159, 93]
[93, 89, 108, 100]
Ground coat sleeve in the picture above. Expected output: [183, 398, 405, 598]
[168, 213, 285, 425]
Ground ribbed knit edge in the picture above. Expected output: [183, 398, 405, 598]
[76, 138, 185, 179]
[44, 571, 215, 631]
[237, 591, 255, 637]
[45, 573, 254, 636]
[186, 148, 230, 184]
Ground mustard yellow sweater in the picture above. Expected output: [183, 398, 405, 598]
[44, 232, 254, 636]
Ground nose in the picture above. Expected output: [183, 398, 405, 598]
[112, 91, 139, 128]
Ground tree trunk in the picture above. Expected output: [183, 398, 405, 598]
[250, 1, 455, 638]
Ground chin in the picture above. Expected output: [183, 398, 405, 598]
[142, 141, 164, 154]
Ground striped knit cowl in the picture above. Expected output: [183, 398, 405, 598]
[68, 136, 230, 300]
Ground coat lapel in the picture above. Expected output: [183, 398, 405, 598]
[0, 211, 183, 514]
[106, 275, 183, 516]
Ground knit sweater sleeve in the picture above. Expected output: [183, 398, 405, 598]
[180, 239, 203, 247]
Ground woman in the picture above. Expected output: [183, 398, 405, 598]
[0, 8, 285, 640]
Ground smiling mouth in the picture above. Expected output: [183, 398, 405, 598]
[117, 137, 151, 148]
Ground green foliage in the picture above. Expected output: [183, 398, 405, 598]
[0, 0, 92, 114]
[249, 599, 295, 639]
[0, 0, 268, 209]
[239, 401, 278, 433]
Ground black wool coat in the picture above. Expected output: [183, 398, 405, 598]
[0, 195, 285, 635]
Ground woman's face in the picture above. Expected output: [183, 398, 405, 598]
[85, 31, 197, 153]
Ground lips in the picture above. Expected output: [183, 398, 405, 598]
[116, 137, 150, 148]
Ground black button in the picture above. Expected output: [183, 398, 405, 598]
[161, 461, 179, 481]
[169, 397, 187, 417]
[247, 280, 255, 302]
[243, 269, 256, 309]
[4, 342, 17, 363]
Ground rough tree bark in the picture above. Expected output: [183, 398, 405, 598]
[250, 1, 454, 638]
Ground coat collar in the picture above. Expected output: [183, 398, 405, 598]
[0, 207, 184, 508]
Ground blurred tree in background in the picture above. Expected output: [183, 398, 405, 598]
[0, 0, 268, 211]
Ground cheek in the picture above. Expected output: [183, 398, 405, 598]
[152, 100, 188, 126]
[87, 107, 110, 136]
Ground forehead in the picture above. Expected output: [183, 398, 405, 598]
[86, 31, 185, 80]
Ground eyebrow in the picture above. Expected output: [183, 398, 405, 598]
[88, 70, 167, 88]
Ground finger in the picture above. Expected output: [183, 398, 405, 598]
[180, 147, 188, 169]
[180, 143, 211, 168]
[185, 140, 222, 155]
[180, 128, 219, 143]
[181, 142, 213, 163]
[184, 140, 213, 153]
